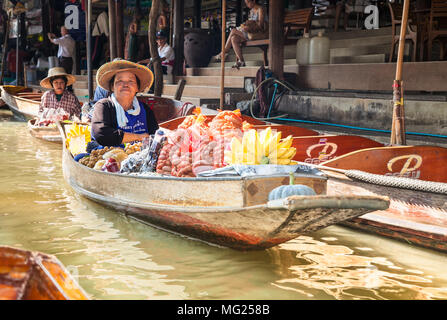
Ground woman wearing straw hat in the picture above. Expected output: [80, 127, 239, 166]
[39, 67, 81, 119]
[91, 59, 159, 147]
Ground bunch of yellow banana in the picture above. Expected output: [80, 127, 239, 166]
[66, 123, 91, 156]
[224, 127, 296, 165]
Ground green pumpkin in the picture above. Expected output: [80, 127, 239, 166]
[268, 172, 316, 201]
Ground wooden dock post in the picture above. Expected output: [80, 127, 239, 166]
[269, 0, 284, 80]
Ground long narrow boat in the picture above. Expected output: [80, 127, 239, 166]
[58, 121, 389, 250]
[0, 85, 42, 121]
[27, 118, 62, 143]
[0, 246, 89, 300]
[315, 146, 447, 252]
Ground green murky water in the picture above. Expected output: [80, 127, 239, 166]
[1, 109, 447, 300]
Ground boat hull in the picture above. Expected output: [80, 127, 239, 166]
[0, 86, 40, 121]
[325, 171, 447, 252]
[60, 121, 389, 250]
[0, 246, 89, 300]
[27, 119, 62, 143]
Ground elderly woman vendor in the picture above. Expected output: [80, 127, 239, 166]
[39, 67, 81, 119]
[91, 60, 159, 146]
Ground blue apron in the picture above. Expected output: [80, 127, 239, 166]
[119, 102, 148, 135]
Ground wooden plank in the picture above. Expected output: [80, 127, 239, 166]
[268, 0, 284, 79]
[243, 175, 327, 206]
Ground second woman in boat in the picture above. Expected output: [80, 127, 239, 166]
[39, 67, 81, 119]
[91, 59, 159, 147]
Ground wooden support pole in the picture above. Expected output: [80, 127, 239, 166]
[269, 0, 284, 80]
[41, 0, 51, 56]
[174, 79, 186, 100]
[115, 0, 124, 58]
[169, 0, 174, 45]
[172, 0, 184, 77]
[390, 0, 409, 146]
[193, 0, 201, 28]
[149, 0, 163, 96]
[15, 17, 19, 85]
[220, 0, 226, 109]
[0, 11, 10, 85]
[87, 0, 93, 100]
[108, 0, 117, 60]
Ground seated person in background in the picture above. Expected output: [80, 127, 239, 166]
[91, 60, 159, 147]
[81, 85, 110, 123]
[138, 30, 174, 75]
[39, 67, 81, 121]
[81, 58, 123, 123]
[214, 0, 267, 69]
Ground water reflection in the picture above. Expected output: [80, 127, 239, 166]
[60, 190, 188, 300]
[273, 236, 447, 300]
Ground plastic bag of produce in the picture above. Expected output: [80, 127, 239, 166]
[120, 148, 150, 174]
[140, 129, 167, 173]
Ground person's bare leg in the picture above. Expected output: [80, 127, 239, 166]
[232, 36, 245, 62]
[216, 30, 237, 60]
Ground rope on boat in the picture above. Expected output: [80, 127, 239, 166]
[345, 170, 447, 195]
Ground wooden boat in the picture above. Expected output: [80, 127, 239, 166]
[311, 145, 447, 252]
[291, 135, 384, 163]
[0, 85, 42, 121]
[27, 118, 62, 143]
[58, 121, 389, 250]
[0, 246, 89, 300]
[153, 113, 447, 252]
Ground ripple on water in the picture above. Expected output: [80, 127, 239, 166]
[275, 236, 447, 300]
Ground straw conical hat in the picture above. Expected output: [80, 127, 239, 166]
[96, 60, 154, 93]
[40, 67, 76, 89]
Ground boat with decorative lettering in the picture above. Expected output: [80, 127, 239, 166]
[308, 145, 447, 252]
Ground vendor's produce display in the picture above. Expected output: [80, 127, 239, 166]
[155, 108, 253, 177]
[36, 108, 70, 127]
[72, 108, 300, 177]
[225, 127, 296, 165]
[66, 123, 92, 156]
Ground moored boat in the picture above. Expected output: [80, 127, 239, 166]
[0, 246, 89, 300]
[58, 121, 389, 250]
[311, 146, 447, 252]
[27, 118, 62, 143]
[0, 85, 42, 121]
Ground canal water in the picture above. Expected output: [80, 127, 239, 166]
[1, 109, 447, 300]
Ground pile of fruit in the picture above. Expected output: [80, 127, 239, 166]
[66, 123, 91, 156]
[124, 142, 142, 155]
[69, 108, 299, 177]
[225, 127, 297, 165]
[78, 146, 129, 172]
[155, 108, 252, 177]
